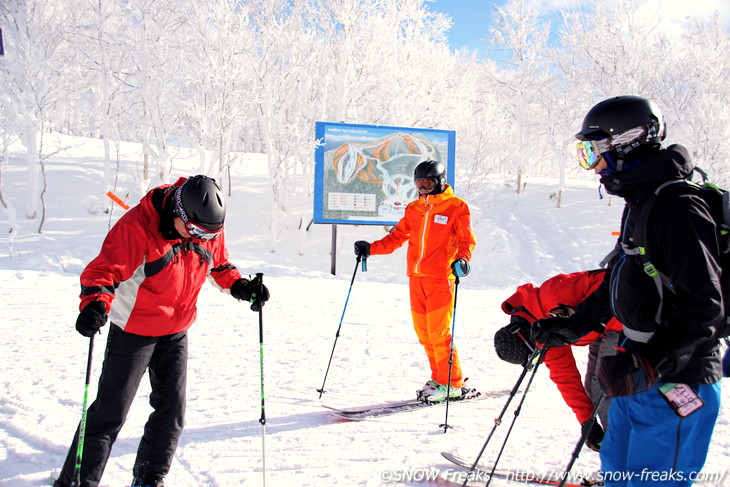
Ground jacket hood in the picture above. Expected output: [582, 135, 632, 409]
[148, 179, 186, 240]
[599, 144, 693, 199]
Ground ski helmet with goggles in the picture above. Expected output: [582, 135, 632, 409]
[575, 95, 666, 171]
[413, 160, 446, 195]
[174, 175, 225, 240]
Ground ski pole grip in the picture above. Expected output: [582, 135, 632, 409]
[255, 272, 264, 294]
[361, 256, 367, 272]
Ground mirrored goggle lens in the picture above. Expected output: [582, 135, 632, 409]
[415, 178, 437, 189]
[186, 222, 221, 241]
[576, 140, 601, 170]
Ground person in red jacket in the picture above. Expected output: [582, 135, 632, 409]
[497, 269, 622, 451]
[53, 175, 269, 487]
[354, 160, 476, 403]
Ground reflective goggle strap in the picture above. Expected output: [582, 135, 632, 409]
[174, 185, 189, 223]
[615, 146, 625, 172]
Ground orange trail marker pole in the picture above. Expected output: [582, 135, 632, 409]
[106, 191, 130, 210]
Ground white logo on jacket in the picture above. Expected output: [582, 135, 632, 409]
[434, 215, 448, 224]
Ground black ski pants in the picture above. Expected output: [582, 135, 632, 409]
[55, 324, 188, 487]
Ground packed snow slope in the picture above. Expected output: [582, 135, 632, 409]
[1, 133, 728, 486]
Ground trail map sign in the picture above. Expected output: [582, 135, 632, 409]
[314, 122, 455, 226]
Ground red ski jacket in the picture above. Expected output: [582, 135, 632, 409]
[501, 270, 622, 424]
[79, 178, 242, 336]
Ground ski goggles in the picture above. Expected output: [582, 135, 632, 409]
[184, 220, 222, 241]
[415, 178, 437, 191]
[174, 188, 223, 241]
[576, 138, 612, 170]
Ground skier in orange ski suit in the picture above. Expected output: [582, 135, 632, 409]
[354, 160, 476, 401]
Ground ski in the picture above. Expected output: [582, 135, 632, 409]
[323, 388, 509, 420]
[440, 451, 603, 487]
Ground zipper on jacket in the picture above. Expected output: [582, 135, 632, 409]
[610, 207, 632, 320]
[414, 195, 431, 275]
[610, 254, 626, 319]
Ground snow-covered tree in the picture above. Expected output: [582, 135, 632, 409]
[119, 0, 192, 191]
[67, 0, 132, 196]
[667, 14, 730, 186]
[177, 0, 258, 187]
[1, 0, 728, 242]
[485, 0, 552, 193]
[0, 0, 78, 224]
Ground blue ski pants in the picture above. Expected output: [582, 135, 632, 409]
[600, 381, 721, 487]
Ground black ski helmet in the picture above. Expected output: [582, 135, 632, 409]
[174, 175, 226, 231]
[413, 160, 446, 195]
[576, 95, 666, 161]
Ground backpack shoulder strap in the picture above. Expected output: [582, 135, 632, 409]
[645, 178, 730, 340]
[622, 180, 692, 326]
[599, 241, 620, 268]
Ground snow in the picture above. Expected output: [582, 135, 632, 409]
[0, 133, 728, 487]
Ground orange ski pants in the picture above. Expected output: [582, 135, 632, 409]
[409, 276, 463, 388]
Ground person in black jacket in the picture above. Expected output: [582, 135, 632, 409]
[532, 96, 723, 487]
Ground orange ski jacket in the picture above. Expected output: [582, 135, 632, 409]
[369, 185, 476, 278]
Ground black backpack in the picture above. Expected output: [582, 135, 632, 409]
[623, 177, 730, 340]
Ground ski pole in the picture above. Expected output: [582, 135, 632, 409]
[460, 348, 542, 487]
[73, 335, 95, 487]
[254, 273, 267, 487]
[317, 255, 363, 398]
[485, 350, 545, 487]
[440, 275, 460, 433]
[558, 393, 607, 487]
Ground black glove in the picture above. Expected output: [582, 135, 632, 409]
[530, 313, 602, 348]
[231, 276, 270, 312]
[75, 301, 108, 337]
[354, 240, 370, 257]
[581, 420, 604, 452]
[451, 258, 470, 277]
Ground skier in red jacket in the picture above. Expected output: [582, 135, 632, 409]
[54, 175, 269, 487]
[497, 269, 622, 451]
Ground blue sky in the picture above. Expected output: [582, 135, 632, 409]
[428, 0, 495, 52]
[428, 0, 730, 55]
